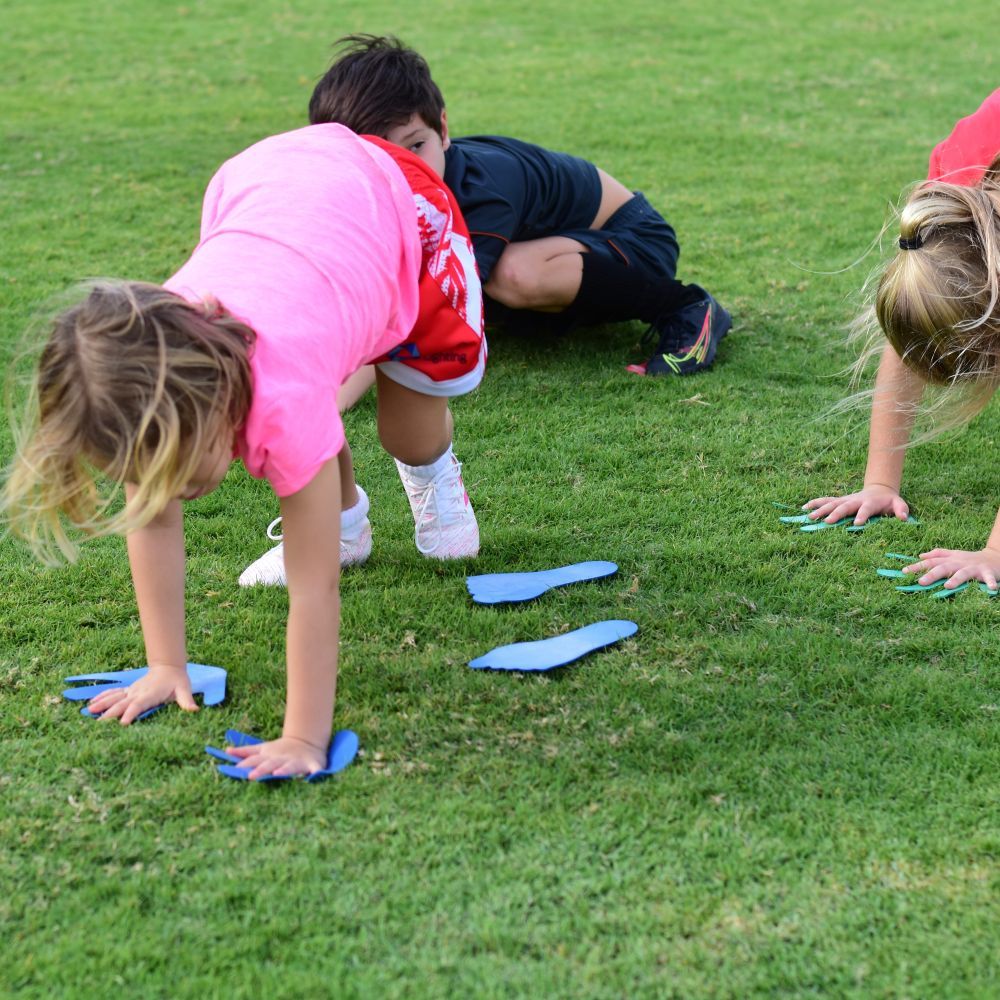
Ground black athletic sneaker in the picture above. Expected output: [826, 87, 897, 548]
[631, 288, 732, 376]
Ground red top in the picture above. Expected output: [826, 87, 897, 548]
[927, 88, 1000, 185]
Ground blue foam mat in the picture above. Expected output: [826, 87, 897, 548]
[469, 619, 638, 672]
[205, 728, 359, 783]
[63, 662, 227, 719]
[467, 561, 618, 604]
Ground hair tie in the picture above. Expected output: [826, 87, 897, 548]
[898, 235, 922, 251]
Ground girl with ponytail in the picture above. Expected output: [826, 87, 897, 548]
[806, 89, 1000, 592]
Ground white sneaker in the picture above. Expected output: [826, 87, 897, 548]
[395, 453, 479, 559]
[238, 512, 372, 587]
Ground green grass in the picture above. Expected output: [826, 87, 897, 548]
[3, 1, 1000, 996]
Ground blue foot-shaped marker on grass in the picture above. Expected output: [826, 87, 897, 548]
[876, 554, 998, 599]
[467, 561, 619, 605]
[205, 728, 359, 783]
[63, 662, 227, 720]
[469, 619, 638, 672]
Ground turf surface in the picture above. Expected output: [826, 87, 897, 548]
[2, 1, 999, 996]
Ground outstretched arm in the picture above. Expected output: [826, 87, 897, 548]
[805, 344, 925, 524]
[86, 489, 196, 723]
[227, 457, 342, 779]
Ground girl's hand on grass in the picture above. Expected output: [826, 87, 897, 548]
[87, 664, 198, 724]
[803, 485, 909, 526]
[224, 735, 328, 781]
[905, 547, 1000, 591]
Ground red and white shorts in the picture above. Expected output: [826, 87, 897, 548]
[364, 136, 486, 398]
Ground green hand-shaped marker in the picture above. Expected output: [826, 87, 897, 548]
[774, 502, 918, 533]
[876, 553, 998, 599]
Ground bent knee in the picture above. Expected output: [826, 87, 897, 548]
[486, 252, 549, 309]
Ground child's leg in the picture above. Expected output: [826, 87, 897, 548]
[375, 369, 478, 560]
[337, 365, 376, 412]
[375, 368, 452, 464]
[485, 236, 587, 312]
[238, 441, 371, 587]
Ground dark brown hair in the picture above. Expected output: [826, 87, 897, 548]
[309, 34, 446, 139]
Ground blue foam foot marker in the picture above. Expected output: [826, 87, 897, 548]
[467, 561, 618, 605]
[63, 662, 227, 720]
[205, 728, 359, 783]
[469, 619, 638, 672]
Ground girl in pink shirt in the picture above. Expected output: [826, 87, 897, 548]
[805, 89, 1000, 592]
[3, 125, 485, 780]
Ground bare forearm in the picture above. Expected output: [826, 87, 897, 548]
[125, 489, 186, 668]
[864, 345, 924, 491]
[283, 589, 340, 749]
[986, 508, 1000, 552]
[278, 457, 344, 751]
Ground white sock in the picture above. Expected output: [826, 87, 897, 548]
[341, 485, 370, 539]
[396, 445, 454, 483]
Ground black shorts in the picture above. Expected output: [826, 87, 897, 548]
[561, 191, 680, 281]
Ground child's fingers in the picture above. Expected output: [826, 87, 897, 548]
[942, 568, 976, 589]
[242, 749, 318, 780]
[175, 689, 199, 713]
[941, 565, 998, 590]
[811, 502, 843, 519]
[118, 698, 155, 726]
[802, 500, 838, 518]
[247, 754, 306, 781]
[95, 698, 131, 721]
[917, 564, 955, 586]
[892, 498, 911, 521]
[823, 502, 860, 523]
[851, 505, 877, 526]
[87, 688, 128, 713]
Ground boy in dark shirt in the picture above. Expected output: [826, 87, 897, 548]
[308, 35, 731, 377]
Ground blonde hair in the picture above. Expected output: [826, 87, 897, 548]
[3, 280, 254, 563]
[850, 155, 1000, 434]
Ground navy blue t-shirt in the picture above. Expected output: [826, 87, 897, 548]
[443, 135, 602, 284]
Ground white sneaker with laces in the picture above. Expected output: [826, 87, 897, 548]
[238, 494, 372, 587]
[395, 452, 479, 559]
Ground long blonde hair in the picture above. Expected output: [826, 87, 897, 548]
[3, 280, 254, 563]
[850, 155, 1000, 433]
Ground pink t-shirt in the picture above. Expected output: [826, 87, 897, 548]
[165, 124, 421, 496]
[927, 88, 1000, 185]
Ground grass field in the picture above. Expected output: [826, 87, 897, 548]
[3, 1, 1000, 996]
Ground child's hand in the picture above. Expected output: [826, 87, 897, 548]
[86, 664, 198, 725]
[803, 485, 909, 526]
[905, 547, 1000, 591]
[223, 735, 329, 781]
